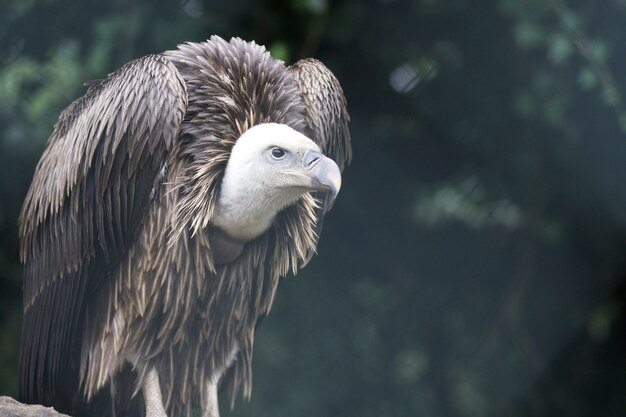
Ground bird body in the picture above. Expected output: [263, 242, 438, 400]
[18, 36, 350, 417]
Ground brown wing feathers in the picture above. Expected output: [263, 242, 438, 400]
[287, 58, 351, 264]
[288, 58, 351, 170]
[18, 54, 187, 410]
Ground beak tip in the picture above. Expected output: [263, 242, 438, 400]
[324, 192, 336, 213]
[308, 155, 341, 206]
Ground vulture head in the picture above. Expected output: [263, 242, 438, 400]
[213, 123, 341, 243]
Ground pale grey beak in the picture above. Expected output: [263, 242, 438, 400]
[303, 150, 342, 212]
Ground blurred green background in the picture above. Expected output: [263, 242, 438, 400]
[1, 0, 625, 416]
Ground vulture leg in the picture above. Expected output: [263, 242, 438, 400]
[142, 368, 168, 417]
[201, 380, 220, 417]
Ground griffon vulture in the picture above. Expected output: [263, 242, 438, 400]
[18, 36, 351, 417]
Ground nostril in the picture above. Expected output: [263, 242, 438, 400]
[303, 150, 323, 168]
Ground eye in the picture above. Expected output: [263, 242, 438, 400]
[270, 147, 286, 159]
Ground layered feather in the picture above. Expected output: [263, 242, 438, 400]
[19, 54, 187, 414]
[19, 36, 350, 417]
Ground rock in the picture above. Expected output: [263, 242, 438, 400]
[0, 396, 70, 417]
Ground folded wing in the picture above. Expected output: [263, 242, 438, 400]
[18, 54, 187, 410]
[288, 58, 352, 264]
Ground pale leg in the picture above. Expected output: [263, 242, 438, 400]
[143, 368, 168, 417]
[201, 380, 220, 417]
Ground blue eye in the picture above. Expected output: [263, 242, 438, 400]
[271, 147, 286, 159]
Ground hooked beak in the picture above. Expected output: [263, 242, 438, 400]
[303, 150, 342, 212]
